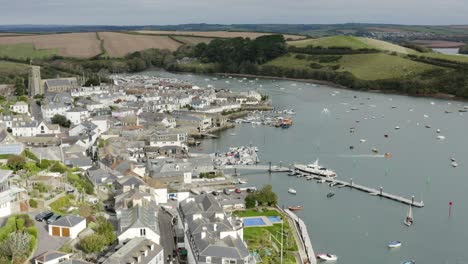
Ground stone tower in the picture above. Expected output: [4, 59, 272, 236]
[28, 66, 43, 96]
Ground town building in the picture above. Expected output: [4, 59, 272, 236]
[0, 170, 13, 217]
[10, 101, 29, 114]
[48, 215, 86, 239]
[101, 237, 164, 264]
[34, 251, 72, 264]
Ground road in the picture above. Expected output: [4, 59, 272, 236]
[28, 98, 43, 122]
[29, 213, 70, 259]
[159, 207, 178, 264]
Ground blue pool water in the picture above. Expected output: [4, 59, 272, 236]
[243, 217, 267, 226]
[268, 216, 282, 223]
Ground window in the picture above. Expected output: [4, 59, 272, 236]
[206, 257, 211, 263]
[223, 259, 236, 264]
[140, 228, 146, 236]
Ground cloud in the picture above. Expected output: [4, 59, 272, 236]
[0, 0, 466, 25]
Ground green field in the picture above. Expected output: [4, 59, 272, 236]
[264, 52, 443, 80]
[288, 35, 415, 54]
[419, 52, 468, 64]
[335, 53, 441, 80]
[0, 43, 57, 59]
[0, 60, 30, 75]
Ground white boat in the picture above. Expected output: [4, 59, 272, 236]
[388, 241, 402, 248]
[316, 254, 338, 261]
[360, 139, 366, 143]
[317, 179, 326, 183]
[238, 179, 248, 184]
[404, 205, 414, 227]
[288, 188, 297, 194]
[230, 133, 237, 136]
[436, 129, 441, 133]
[437, 135, 446, 140]
[294, 160, 337, 178]
[451, 161, 458, 168]
[395, 126, 400, 130]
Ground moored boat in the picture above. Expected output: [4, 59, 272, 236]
[404, 205, 414, 227]
[402, 260, 415, 264]
[288, 205, 303, 211]
[388, 241, 402, 248]
[294, 160, 337, 178]
[288, 188, 297, 195]
[316, 254, 338, 261]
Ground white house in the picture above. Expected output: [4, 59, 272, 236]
[0, 170, 13, 218]
[12, 120, 60, 137]
[34, 251, 71, 264]
[118, 203, 160, 245]
[41, 102, 71, 121]
[48, 215, 86, 239]
[10, 101, 29, 114]
[65, 107, 89, 125]
[149, 132, 187, 148]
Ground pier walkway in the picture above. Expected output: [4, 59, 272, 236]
[299, 173, 425, 208]
[222, 164, 292, 172]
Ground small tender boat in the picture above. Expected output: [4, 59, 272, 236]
[451, 161, 458, 168]
[402, 260, 415, 264]
[395, 126, 400, 130]
[316, 254, 338, 261]
[360, 139, 366, 143]
[288, 205, 303, 211]
[425, 125, 431, 128]
[437, 135, 446, 140]
[326, 192, 335, 198]
[450, 157, 456, 162]
[238, 179, 248, 184]
[288, 188, 297, 195]
[384, 153, 392, 158]
[436, 129, 441, 133]
[372, 148, 379, 154]
[388, 241, 402, 248]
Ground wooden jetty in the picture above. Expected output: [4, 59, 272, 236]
[297, 172, 425, 208]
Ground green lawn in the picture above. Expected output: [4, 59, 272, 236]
[0, 43, 57, 59]
[287, 35, 415, 54]
[335, 53, 442, 80]
[234, 209, 297, 264]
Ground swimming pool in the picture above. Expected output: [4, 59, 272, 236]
[243, 217, 267, 226]
[267, 216, 282, 223]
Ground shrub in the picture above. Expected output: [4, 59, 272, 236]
[79, 234, 107, 253]
[7, 155, 26, 171]
[28, 199, 38, 208]
[15, 218, 24, 231]
[50, 162, 67, 173]
[25, 227, 38, 239]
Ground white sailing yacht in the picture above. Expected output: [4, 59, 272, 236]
[404, 205, 414, 227]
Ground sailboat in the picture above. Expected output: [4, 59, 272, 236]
[404, 205, 414, 227]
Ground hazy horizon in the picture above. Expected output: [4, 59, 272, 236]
[1, 0, 468, 26]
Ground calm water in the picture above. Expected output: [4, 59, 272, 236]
[433, 48, 468, 56]
[141, 70, 468, 264]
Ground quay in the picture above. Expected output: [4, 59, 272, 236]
[279, 206, 317, 264]
[222, 164, 292, 173]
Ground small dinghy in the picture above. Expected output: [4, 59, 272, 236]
[316, 254, 338, 261]
[402, 260, 415, 264]
[388, 241, 402, 248]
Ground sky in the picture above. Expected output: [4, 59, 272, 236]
[0, 0, 467, 25]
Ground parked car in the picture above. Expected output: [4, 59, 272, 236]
[223, 188, 231, 195]
[46, 214, 62, 224]
[211, 191, 220, 196]
[66, 187, 75, 194]
[235, 188, 242, 194]
[35, 211, 53, 222]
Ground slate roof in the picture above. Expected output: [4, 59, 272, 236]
[49, 215, 84, 227]
[102, 237, 163, 264]
[118, 202, 159, 235]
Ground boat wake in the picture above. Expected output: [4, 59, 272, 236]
[339, 154, 385, 158]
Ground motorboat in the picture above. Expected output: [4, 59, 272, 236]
[294, 160, 337, 178]
[388, 241, 402, 248]
[360, 139, 366, 143]
[316, 254, 338, 261]
[288, 205, 303, 211]
[436, 129, 441, 133]
[451, 161, 458, 168]
[372, 148, 379, 154]
[395, 126, 400, 130]
[402, 261, 415, 264]
[450, 157, 456, 162]
[437, 135, 446, 140]
[288, 188, 297, 195]
[326, 192, 335, 198]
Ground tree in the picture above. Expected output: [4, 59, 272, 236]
[95, 217, 116, 245]
[14, 78, 26, 96]
[51, 114, 71, 128]
[0, 232, 31, 261]
[245, 194, 257, 208]
[7, 155, 26, 171]
[79, 234, 106, 253]
[256, 184, 278, 206]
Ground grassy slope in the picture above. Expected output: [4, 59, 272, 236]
[0, 43, 57, 59]
[288, 35, 415, 54]
[419, 52, 468, 63]
[264, 53, 442, 80]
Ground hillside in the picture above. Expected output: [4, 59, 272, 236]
[134, 30, 306, 40]
[288, 36, 415, 54]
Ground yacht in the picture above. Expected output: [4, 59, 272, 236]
[288, 188, 297, 195]
[294, 160, 337, 178]
[316, 254, 338, 261]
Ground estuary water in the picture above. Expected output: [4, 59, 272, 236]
[142, 70, 468, 264]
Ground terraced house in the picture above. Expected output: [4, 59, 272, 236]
[179, 194, 255, 264]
